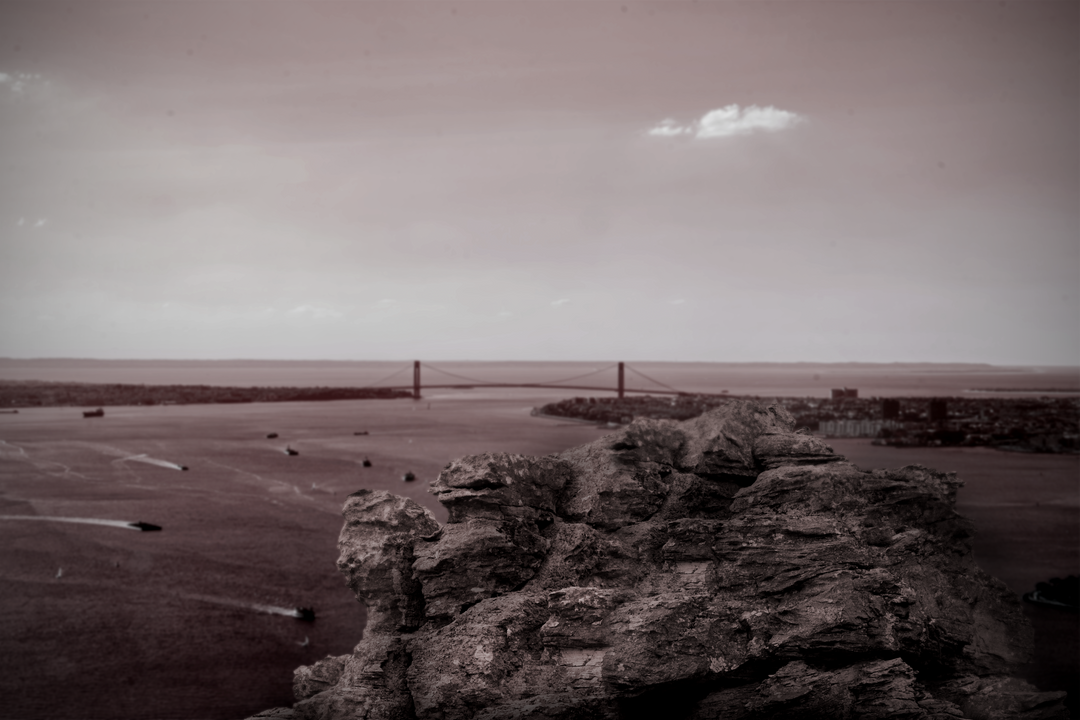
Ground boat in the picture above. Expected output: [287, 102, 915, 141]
[266, 432, 279, 439]
[1023, 576, 1079, 611]
[83, 408, 105, 418]
[293, 606, 316, 622]
[402, 471, 416, 482]
[127, 521, 162, 532]
[362, 458, 372, 467]
[285, 447, 299, 456]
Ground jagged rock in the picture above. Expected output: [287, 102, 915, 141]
[411, 518, 549, 620]
[294, 655, 348, 701]
[294, 634, 415, 720]
[335, 489, 440, 632]
[273, 401, 1067, 720]
[431, 453, 573, 524]
[689, 658, 949, 719]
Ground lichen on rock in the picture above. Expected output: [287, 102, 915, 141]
[251, 401, 1067, 720]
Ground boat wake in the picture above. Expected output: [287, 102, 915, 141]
[0, 515, 160, 531]
[182, 592, 315, 620]
[119, 454, 189, 471]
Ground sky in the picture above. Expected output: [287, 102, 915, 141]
[0, 0, 1076, 364]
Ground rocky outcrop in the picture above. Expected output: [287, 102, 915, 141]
[254, 401, 1067, 720]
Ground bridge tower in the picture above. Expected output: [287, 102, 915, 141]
[618, 362, 624, 399]
[413, 361, 421, 400]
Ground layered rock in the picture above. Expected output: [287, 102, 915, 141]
[256, 401, 1067, 720]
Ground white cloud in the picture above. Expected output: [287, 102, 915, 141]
[647, 119, 694, 137]
[0, 71, 45, 95]
[33, 218, 46, 228]
[648, 104, 804, 140]
[697, 105, 803, 137]
[551, 298, 570, 307]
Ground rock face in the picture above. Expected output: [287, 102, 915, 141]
[266, 402, 1068, 720]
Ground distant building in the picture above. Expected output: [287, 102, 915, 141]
[882, 399, 900, 420]
[831, 387, 858, 399]
[819, 418, 901, 438]
[929, 399, 948, 423]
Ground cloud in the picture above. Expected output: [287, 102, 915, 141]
[648, 119, 693, 137]
[698, 105, 803, 137]
[286, 304, 342, 320]
[551, 298, 570, 307]
[33, 218, 46, 228]
[0, 71, 45, 95]
[648, 104, 804, 139]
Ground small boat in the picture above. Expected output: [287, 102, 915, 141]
[353, 431, 369, 436]
[362, 458, 372, 467]
[1023, 576, 1079, 611]
[83, 408, 105, 418]
[285, 447, 299, 456]
[402, 471, 416, 482]
[293, 606, 316, 622]
[266, 432, 279, 439]
[127, 521, 162, 532]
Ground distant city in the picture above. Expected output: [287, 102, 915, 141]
[537, 388, 1080, 454]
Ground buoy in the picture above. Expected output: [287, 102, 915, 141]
[402, 471, 416, 482]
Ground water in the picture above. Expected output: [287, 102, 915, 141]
[0, 362, 1075, 718]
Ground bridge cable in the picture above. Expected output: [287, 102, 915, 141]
[533, 363, 620, 386]
[420, 363, 619, 388]
[419, 364, 498, 385]
[624, 365, 683, 394]
[355, 364, 412, 389]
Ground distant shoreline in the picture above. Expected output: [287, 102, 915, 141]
[0, 381, 411, 408]
[965, 388, 1080, 394]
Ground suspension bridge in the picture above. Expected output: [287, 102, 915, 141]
[362, 362, 706, 400]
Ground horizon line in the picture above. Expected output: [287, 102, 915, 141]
[0, 357, 1076, 369]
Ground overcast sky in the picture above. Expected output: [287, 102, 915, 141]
[0, 1, 1076, 363]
